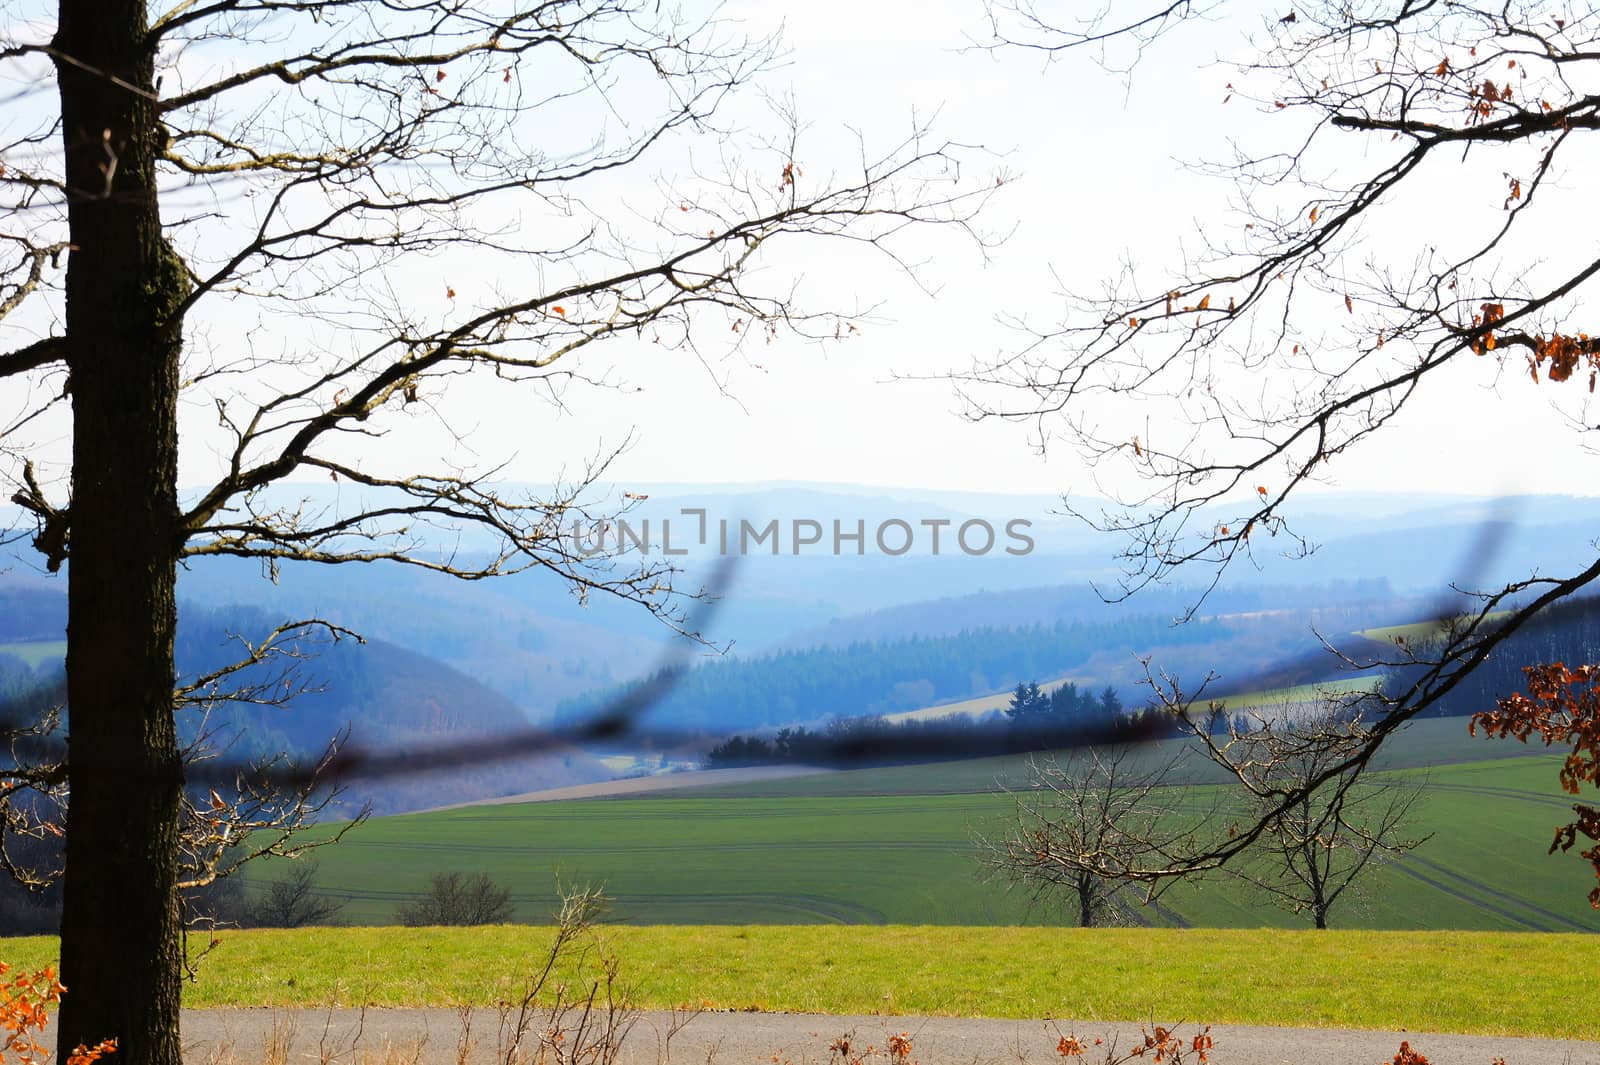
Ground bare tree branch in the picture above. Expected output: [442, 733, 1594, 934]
[0, 0, 997, 1043]
[0, 338, 64, 377]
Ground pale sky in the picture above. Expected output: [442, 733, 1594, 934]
[4, 0, 1596, 505]
[391, 0, 1596, 502]
[474, 0, 1594, 502]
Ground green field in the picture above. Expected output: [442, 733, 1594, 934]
[1202, 674, 1383, 710]
[881, 671, 1087, 723]
[246, 718, 1599, 932]
[0, 926, 1593, 1038]
[1356, 611, 1511, 646]
[882, 672, 1378, 726]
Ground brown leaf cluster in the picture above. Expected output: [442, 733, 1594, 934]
[1471, 662, 1600, 906]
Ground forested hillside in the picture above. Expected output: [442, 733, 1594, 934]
[1384, 595, 1600, 719]
[787, 579, 1401, 648]
[555, 614, 1224, 732]
[0, 585, 66, 642]
[173, 557, 668, 717]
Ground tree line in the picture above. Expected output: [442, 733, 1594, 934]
[703, 678, 1131, 768]
[1004, 679, 1123, 721]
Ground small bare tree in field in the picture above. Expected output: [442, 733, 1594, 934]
[246, 859, 344, 929]
[398, 871, 514, 927]
[983, 701, 1425, 928]
[1220, 704, 1428, 928]
[980, 745, 1198, 926]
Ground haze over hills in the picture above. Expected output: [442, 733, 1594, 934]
[4, 484, 1596, 761]
[5, 485, 1598, 725]
[0, 593, 610, 815]
[780, 578, 1404, 649]
[168, 556, 666, 712]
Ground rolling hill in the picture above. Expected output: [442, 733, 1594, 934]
[0, 591, 612, 816]
[245, 717, 1600, 932]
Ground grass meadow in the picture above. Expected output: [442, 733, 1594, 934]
[1, 926, 1594, 1038]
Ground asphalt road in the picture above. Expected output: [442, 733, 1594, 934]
[168, 1009, 1600, 1065]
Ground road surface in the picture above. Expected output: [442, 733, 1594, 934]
[162, 1008, 1599, 1065]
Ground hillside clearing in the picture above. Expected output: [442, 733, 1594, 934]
[0, 640, 66, 669]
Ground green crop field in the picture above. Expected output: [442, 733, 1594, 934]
[0, 926, 1591, 1037]
[241, 717, 1600, 932]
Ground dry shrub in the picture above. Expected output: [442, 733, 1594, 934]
[0, 961, 116, 1065]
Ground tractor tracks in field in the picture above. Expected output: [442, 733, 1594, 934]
[319, 883, 891, 924]
[1388, 853, 1592, 931]
[1420, 781, 1575, 810]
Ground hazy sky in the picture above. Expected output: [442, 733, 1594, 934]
[5, 0, 1596, 507]
[447, 0, 1594, 502]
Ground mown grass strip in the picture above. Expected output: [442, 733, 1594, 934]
[3, 927, 1593, 1040]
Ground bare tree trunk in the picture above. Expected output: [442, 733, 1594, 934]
[1077, 877, 1097, 928]
[53, 1, 185, 1061]
[1308, 858, 1330, 930]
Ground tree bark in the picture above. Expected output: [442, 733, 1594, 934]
[1307, 846, 1330, 930]
[52, 1, 186, 1062]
